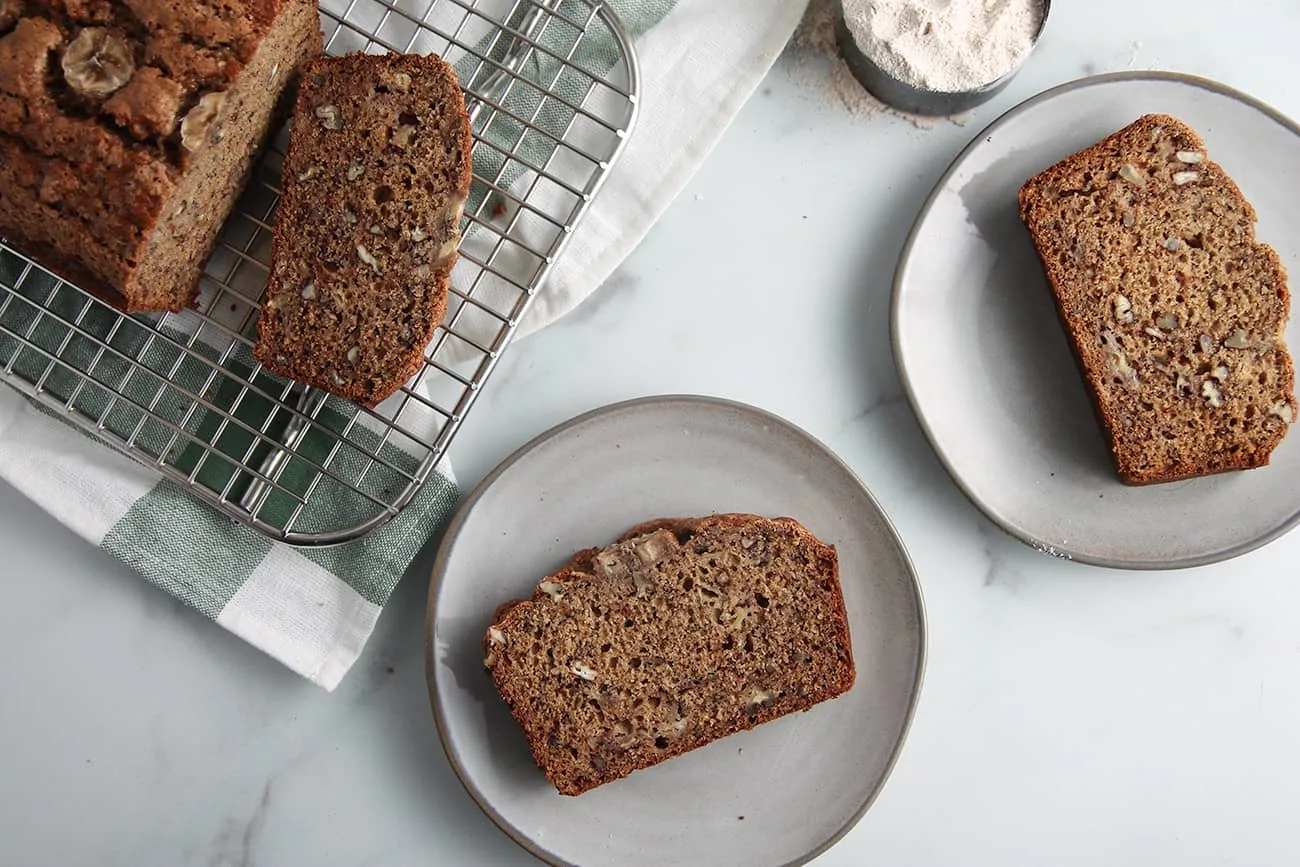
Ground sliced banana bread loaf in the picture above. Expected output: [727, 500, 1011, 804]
[253, 53, 472, 407]
[0, 0, 322, 311]
[1019, 114, 1297, 484]
[484, 514, 856, 796]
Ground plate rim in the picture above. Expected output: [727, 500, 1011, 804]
[890, 69, 1300, 571]
[424, 393, 928, 867]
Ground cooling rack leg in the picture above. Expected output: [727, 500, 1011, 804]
[238, 387, 328, 517]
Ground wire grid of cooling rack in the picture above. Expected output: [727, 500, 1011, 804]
[0, 0, 640, 544]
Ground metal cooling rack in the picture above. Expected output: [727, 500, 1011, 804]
[0, 0, 640, 544]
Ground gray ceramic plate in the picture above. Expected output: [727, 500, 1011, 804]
[893, 72, 1300, 569]
[426, 395, 925, 867]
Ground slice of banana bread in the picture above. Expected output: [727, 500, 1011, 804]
[1019, 114, 1297, 484]
[484, 514, 856, 796]
[253, 53, 472, 407]
[0, 0, 322, 312]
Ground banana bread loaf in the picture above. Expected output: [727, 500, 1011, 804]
[0, 0, 322, 312]
[484, 514, 856, 796]
[253, 53, 473, 407]
[1019, 114, 1297, 484]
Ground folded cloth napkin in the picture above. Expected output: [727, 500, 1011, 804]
[0, 0, 807, 689]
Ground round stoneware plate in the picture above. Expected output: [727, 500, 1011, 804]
[893, 71, 1300, 569]
[426, 395, 925, 867]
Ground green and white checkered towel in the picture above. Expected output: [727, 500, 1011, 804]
[0, 0, 806, 689]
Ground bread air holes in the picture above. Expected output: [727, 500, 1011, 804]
[754, 593, 769, 608]
[373, 185, 394, 205]
[654, 736, 669, 749]
[682, 577, 693, 591]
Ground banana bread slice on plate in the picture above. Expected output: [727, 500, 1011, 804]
[484, 513, 856, 796]
[1019, 113, 1297, 484]
[254, 53, 473, 407]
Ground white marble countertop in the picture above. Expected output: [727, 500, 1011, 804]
[4, 2, 1300, 865]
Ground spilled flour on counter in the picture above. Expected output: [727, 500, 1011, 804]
[783, 0, 972, 129]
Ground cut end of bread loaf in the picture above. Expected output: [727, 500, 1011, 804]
[1019, 113, 1297, 484]
[254, 53, 472, 407]
[484, 514, 855, 796]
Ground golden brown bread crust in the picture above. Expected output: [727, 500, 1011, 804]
[1019, 114, 1297, 484]
[0, 0, 322, 312]
[484, 513, 856, 796]
[253, 53, 473, 407]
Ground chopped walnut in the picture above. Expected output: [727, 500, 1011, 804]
[391, 123, 417, 149]
[356, 244, 380, 273]
[1118, 163, 1145, 186]
[383, 69, 411, 92]
[570, 662, 597, 681]
[1201, 379, 1223, 408]
[315, 103, 342, 130]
